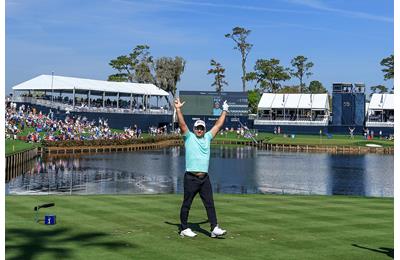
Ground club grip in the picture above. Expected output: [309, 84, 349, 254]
[34, 203, 55, 211]
[40, 203, 55, 208]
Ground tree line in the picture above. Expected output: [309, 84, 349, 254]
[212, 26, 393, 95]
[107, 27, 394, 107]
[108, 45, 185, 107]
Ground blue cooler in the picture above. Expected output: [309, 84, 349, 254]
[44, 215, 56, 225]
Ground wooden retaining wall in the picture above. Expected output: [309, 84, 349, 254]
[42, 139, 182, 155]
[5, 148, 38, 182]
[261, 143, 393, 154]
[42, 140, 394, 155]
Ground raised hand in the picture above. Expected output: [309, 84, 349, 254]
[222, 100, 229, 112]
[174, 97, 186, 110]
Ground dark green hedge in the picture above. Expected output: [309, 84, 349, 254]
[42, 135, 181, 147]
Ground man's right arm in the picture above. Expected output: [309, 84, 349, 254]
[174, 97, 188, 135]
[176, 107, 188, 134]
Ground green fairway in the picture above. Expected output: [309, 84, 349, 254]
[6, 194, 393, 260]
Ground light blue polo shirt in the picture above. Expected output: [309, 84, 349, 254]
[183, 130, 213, 173]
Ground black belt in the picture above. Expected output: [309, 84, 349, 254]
[187, 172, 207, 179]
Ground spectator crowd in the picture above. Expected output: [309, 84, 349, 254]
[5, 102, 172, 143]
[6, 101, 258, 144]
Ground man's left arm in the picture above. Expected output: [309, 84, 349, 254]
[210, 101, 229, 138]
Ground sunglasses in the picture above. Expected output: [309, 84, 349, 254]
[195, 126, 205, 131]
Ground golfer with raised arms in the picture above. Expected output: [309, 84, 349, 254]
[174, 97, 228, 238]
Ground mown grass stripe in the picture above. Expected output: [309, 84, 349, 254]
[6, 194, 393, 260]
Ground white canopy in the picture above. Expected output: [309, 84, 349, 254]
[271, 94, 287, 108]
[368, 94, 394, 110]
[12, 74, 169, 96]
[311, 94, 330, 109]
[285, 94, 302, 108]
[258, 93, 275, 109]
[258, 93, 329, 110]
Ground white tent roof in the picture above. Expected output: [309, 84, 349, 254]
[258, 93, 275, 109]
[258, 93, 329, 110]
[271, 94, 287, 108]
[285, 94, 302, 108]
[298, 94, 312, 109]
[368, 93, 394, 110]
[311, 94, 330, 110]
[12, 74, 169, 96]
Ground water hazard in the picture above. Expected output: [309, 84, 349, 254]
[6, 146, 393, 197]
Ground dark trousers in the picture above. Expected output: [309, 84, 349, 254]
[180, 172, 217, 231]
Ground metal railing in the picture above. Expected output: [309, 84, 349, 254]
[12, 96, 172, 115]
[254, 118, 329, 126]
[255, 114, 329, 126]
[365, 121, 394, 127]
[367, 115, 394, 122]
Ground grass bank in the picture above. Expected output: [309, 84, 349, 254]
[6, 194, 393, 260]
[5, 139, 40, 155]
[214, 132, 394, 147]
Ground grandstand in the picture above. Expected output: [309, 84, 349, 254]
[11, 75, 173, 129]
[365, 94, 394, 128]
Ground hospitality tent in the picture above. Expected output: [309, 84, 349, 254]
[368, 93, 394, 110]
[257, 93, 330, 121]
[12, 74, 169, 109]
[12, 74, 169, 96]
[258, 93, 329, 109]
[255, 93, 330, 127]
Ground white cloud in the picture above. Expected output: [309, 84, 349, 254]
[286, 0, 393, 23]
[159, 0, 318, 15]
[158, 0, 392, 23]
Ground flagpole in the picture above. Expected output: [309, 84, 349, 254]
[51, 72, 54, 106]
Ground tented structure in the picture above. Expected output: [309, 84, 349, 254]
[255, 93, 330, 126]
[368, 93, 394, 110]
[366, 93, 394, 127]
[12, 74, 169, 96]
[12, 74, 170, 112]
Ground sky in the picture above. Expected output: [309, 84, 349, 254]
[5, 0, 394, 95]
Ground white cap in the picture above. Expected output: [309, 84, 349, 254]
[194, 120, 206, 129]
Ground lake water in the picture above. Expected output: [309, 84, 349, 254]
[6, 146, 393, 197]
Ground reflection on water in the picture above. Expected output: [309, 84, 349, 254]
[329, 155, 366, 196]
[6, 146, 393, 197]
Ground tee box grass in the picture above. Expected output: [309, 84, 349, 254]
[6, 194, 393, 260]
